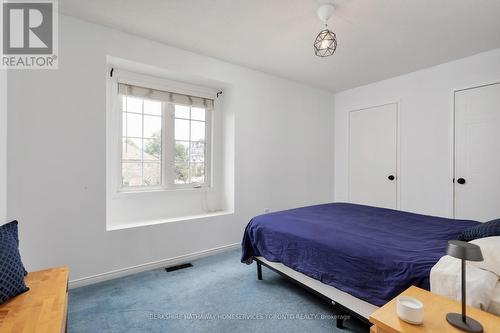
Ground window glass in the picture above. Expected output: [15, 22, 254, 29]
[175, 105, 190, 119]
[121, 96, 162, 187]
[191, 107, 206, 121]
[174, 106, 207, 185]
[126, 96, 142, 113]
[190, 121, 205, 142]
[117, 82, 211, 190]
[144, 100, 161, 116]
[126, 112, 142, 138]
[143, 115, 161, 139]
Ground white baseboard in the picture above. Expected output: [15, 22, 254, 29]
[69, 242, 240, 289]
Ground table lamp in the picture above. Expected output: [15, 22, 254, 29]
[445, 240, 484, 333]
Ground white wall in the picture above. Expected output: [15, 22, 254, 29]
[0, 69, 6, 221]
[334, 48, 500, 218]
[7, 15, 335, 281]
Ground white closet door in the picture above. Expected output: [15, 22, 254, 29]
[455, 83, 500, 221]
[349, 104, 398, 209]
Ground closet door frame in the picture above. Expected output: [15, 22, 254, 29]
[452, 80, 500, 219]
[347, 101, 401, 210]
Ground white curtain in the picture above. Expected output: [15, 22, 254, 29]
[118, 83, 214, 110]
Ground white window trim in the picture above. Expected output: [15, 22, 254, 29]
[107, 68, 216, 196]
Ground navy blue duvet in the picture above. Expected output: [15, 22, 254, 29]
[241, 203, 478, 306]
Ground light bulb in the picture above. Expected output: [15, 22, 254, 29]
[320, 39, 331, 50]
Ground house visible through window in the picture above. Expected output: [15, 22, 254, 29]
[118, 82, 213, 190]
[122, 96, 163, 186]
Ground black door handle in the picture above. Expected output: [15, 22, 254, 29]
[457, 178, 466, 185]
[388, 175, 395, 181]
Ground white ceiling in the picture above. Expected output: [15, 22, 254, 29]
[60, 0, 500, 92]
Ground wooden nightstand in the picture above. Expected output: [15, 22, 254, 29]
[369, 286, 500, 333]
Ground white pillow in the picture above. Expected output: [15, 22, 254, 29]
[470, 236, 500, 276]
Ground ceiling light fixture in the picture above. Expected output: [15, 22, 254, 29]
[314, 3, 337, 57]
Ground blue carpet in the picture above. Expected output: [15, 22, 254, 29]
[69, 250, 368, 333]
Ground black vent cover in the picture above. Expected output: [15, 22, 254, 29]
[165, 263, 193, 272]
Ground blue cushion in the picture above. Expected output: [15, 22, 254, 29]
[460, 218, 500, 241]
[1, 220, 27, 275]
[0, 221, 29, 304]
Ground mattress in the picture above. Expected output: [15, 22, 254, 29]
[241, 202, 478, 306]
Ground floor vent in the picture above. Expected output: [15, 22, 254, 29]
[165, 263, 193, 272]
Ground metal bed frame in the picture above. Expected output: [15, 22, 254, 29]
[253, 257, 374, 330]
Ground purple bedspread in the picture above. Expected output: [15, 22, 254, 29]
[241, 203, 478, 306]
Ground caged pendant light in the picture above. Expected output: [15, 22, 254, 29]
[314, 3, 337, 57]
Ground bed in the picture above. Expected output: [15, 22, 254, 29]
[241, 202, 479, 327]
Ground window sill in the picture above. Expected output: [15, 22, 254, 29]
[112, 185, 213, 198]
[106, 210, 234, 231]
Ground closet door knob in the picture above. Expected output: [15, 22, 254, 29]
[388, 175, 395, 181]
[457, 178, 466, 185]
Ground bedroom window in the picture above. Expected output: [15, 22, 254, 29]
[114, 75, 214, 192]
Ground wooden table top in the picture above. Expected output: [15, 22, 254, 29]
[0, 266, 69, 333]
[370, 286, 500, 333]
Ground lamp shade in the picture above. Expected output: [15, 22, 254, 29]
[446, 240, 483, 262]
[314, 29, 337, 57]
